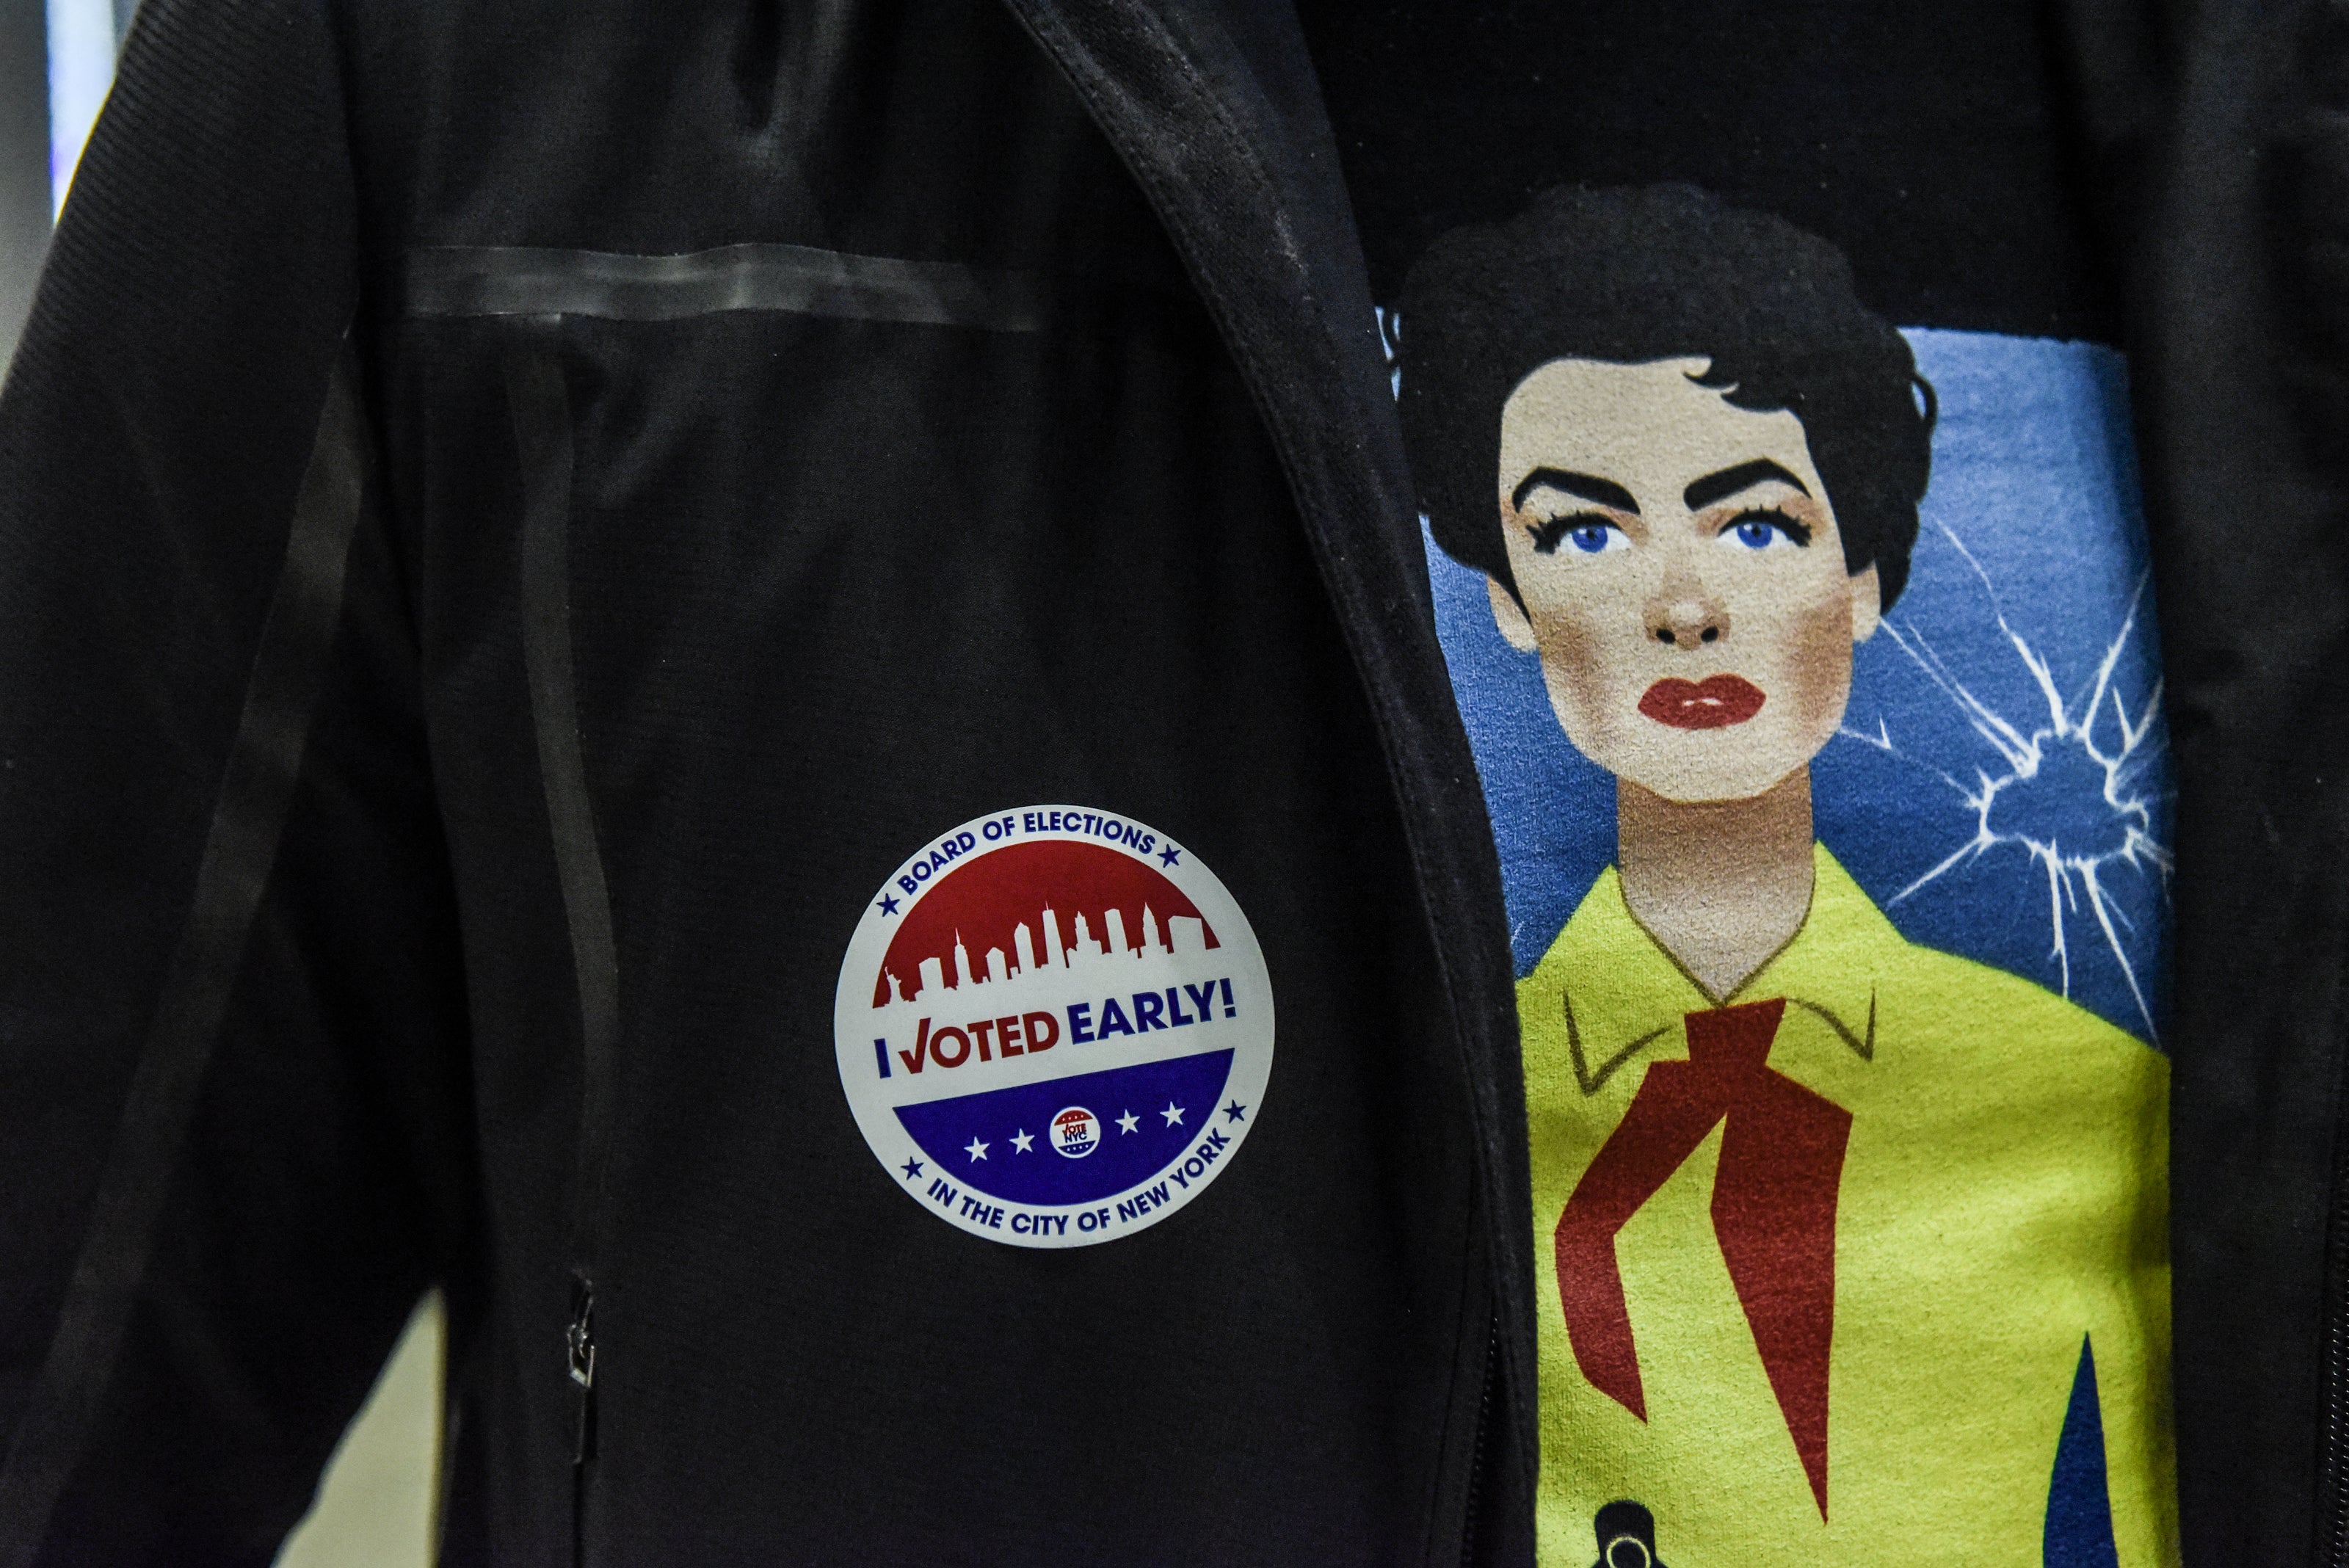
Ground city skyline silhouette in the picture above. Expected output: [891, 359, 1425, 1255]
[873, 839, 1219, 1009]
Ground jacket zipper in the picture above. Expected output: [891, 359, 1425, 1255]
[2322, 1144, 2349, 1564]
[569, 1273, 598, 1564]
[1459, 1315, 1498, 1567]
[567, 1274, 598, 1463]
[507, 335, 623, 1565]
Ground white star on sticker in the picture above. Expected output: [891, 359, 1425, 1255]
[1161, 1101, 1186, 1128]
[964, 1136, 989, 1161]
[1011, 1129, 1035, 1153]
[1117, 1110, 1140, 1134]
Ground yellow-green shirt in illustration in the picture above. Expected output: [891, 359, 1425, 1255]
[1523, 845, 2174, 1566]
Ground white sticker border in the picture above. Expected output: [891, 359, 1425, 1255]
[833, 805, 1276, 1249]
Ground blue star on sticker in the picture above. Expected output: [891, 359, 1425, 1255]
[901, 1157, 924, 1180]
[1117, 1110, 1140, 1134]
[964, 1136, 989, 1162]
[1161, 1101, 1186, 1128]
[877, 893, 901, 915]
[1224, 1100, 1247, 1124]
[1158, 844, 1181, 867]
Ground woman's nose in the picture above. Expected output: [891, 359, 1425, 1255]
[1647, 581, 1729, 648]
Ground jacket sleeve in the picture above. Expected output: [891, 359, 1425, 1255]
[0, 0, 473, 1561]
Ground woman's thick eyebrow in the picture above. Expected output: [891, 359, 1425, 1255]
[1511, 467, 1638, 515]
[1684, 457, 1811, 511]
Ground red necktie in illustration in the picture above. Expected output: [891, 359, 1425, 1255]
[1553, 998, 1851, 1517]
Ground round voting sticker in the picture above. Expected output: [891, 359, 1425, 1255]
[835, 807, 1275, 1247]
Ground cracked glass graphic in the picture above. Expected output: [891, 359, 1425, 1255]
[1422, 328, 2172, 1042]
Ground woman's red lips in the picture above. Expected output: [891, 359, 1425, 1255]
[1639, 675, 1767, 730]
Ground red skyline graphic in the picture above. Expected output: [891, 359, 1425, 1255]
[874, 840, 1219, 1008]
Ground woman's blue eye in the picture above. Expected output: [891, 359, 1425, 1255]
[1725, 509, 1812, 550]
[1528, 512, 1624, 556]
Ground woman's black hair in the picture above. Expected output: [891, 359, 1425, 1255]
[1397, 184, 1934, 609]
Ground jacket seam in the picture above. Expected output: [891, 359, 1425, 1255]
[0, 347, 373, 1566]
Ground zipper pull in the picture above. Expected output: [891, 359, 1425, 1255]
[567, 1274, 597, 1464]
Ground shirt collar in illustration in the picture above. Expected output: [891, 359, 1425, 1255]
[1541, 843, 1898, 1097]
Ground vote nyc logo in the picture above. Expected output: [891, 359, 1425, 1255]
[833, 807, 1276, 1247]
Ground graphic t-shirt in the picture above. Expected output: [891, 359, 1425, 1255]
[1298, 6, 2177, 1564]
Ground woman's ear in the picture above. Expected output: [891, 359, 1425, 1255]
[1850, 563, 1883, 644]
[1488, 576, 1539, 653]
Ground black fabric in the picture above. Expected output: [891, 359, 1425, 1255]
[502, 341, 616, 1301]
[1, 0, 2346, 1561]
[34, 424, 476, 1568]
[1294, 0, 2121, 341]
[2063, 0, 2349, 1561]
[0, 356, 372, 1565]
[999, 1, 1533, 1552]
[0, 0, 473, 1561]
[4, 0, 1506, 1561]
[501, 338, 617, 1482]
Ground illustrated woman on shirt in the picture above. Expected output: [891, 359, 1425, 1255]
[1398, 185, 2176, 1567]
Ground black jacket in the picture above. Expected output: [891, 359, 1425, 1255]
[0, 0, 2339, 1562]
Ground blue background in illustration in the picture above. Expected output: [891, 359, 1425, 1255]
[1424, 329, 2174, 1042]
[895, 1049, 1235, 1207]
